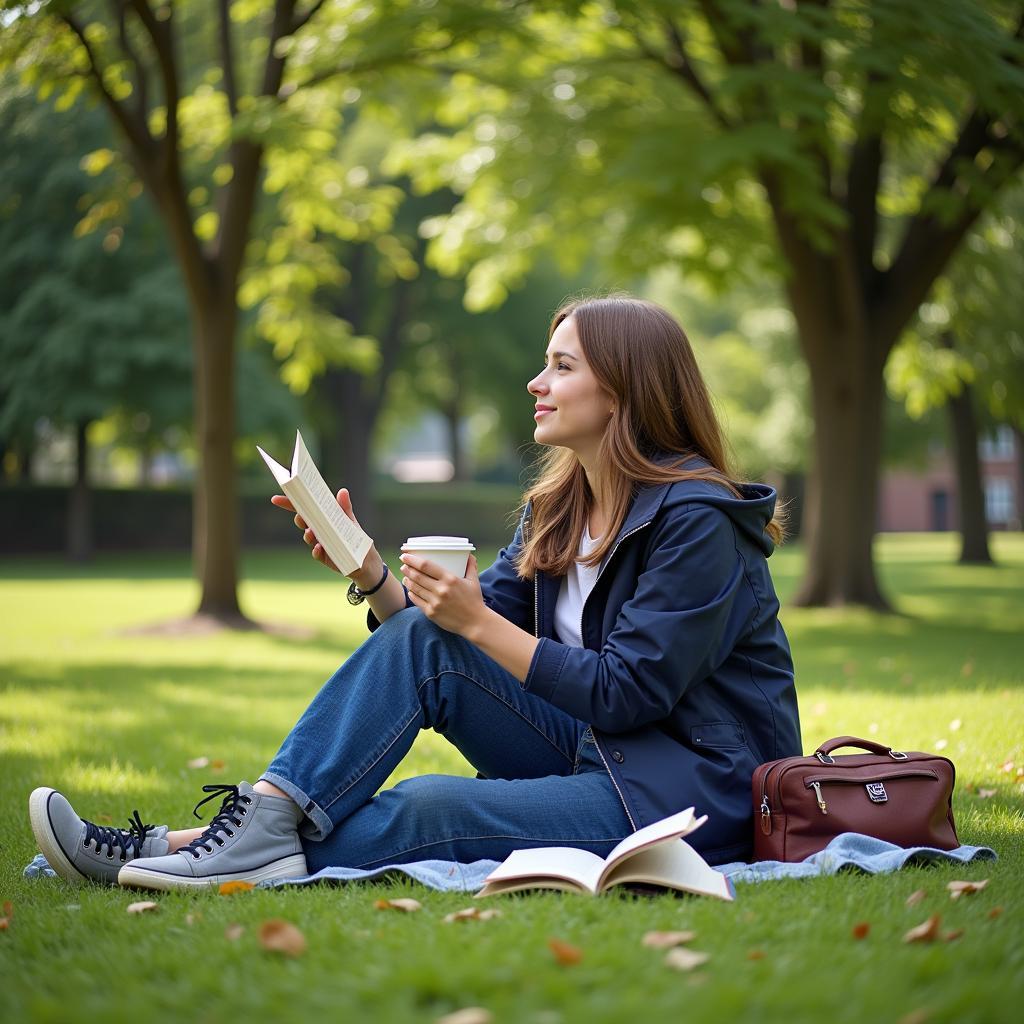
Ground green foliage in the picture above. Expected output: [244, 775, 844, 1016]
[0, 79, 192, 443]
[888, 185, 1024, 429]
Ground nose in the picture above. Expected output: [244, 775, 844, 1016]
[527, 370, 547, 396]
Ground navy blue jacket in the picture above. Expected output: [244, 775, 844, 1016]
[373, 472, 801, 865]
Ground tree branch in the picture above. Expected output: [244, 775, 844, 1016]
[107, 0, 149, 124]
[291, 0, 326, 34]
[217, 0, 297, 283]
[879, 109, 1024, 350]
[61, 13, 150, 156]
[628, 17, 733, 130]
[217, 0, 238, 117]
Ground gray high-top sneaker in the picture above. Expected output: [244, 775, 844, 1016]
[29, 787, 170, 886]
[117, 781, 307, 892]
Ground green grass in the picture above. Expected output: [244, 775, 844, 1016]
[1, 534, 1022, 1024]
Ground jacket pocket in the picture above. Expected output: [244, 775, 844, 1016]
[691, 722, 746, 749]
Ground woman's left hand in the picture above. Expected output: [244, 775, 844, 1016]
[399, 553, 486, 637]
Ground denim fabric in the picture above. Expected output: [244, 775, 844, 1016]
[262, 608, 633, 872]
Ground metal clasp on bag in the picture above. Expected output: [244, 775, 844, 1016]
[888, 749, 909, 760]
[815, 751, 835, 765]
[866, 782, 888, 803]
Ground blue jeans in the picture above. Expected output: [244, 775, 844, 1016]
[262, 608, 633, 871]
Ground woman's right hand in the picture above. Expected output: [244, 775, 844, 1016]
[270, 488, 380, 580]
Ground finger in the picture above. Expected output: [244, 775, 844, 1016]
[294, 513, 308, 530]
[303, 527, 318, 547]
[271, 495, 295, 512]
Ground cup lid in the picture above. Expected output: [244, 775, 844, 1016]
[402, 536, 475, 549]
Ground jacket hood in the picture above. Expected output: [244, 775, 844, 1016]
[624, 456, 779, 558]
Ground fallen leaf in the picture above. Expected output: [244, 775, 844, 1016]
[898, 1010, 929, 1024]
[905, 889, 927, 907]
[947, 879, 989, 900]
[127, 901, 159, 914]
[746, 949, 766, 961]
[977, 788, 997, 799]
[185, 911, 202, 925]
[949, 718, 962, 731]
[664, 947, 711, 972]
[1000, 760, 1015, 774]
[3, 901, 13, 918]
[435, 1009, 493, 1024]
[0, 918, 9, 932]
[187, 756, 210, 769]
[374, 898, 421, 913]
[641, 930, 697, 948]
[903, 914, 941, 943]
[258, 919, 306, 957]
[211, 759, 226, 772]
[442, 907, 501, 924]
[548, 937, 583, 966]
[851, 921, 870, 940]
[988, 906, 1004, 920]
[934, 738, 948, 751]
[224, 923, 245, 941]
[219, 881, 256, 896]
[96, 813, 112, 824]
[942, 929, 964, 942]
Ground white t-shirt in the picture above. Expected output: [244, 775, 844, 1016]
[554, 524, 608, 648]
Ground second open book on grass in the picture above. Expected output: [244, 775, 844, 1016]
[257, 431, 373, 577]
[475, 807, 734, 900]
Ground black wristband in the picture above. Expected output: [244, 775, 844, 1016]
[347, 562, 389, 605]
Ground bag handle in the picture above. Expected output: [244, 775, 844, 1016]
[813, 735, 908, 764]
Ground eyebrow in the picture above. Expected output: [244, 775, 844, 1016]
[545, 350, 579, 361]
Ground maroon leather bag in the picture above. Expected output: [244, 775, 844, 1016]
[752, 735, 959, 862]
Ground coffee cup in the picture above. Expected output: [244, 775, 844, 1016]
[401, 536, 477, 578]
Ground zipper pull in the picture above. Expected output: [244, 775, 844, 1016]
[759, 797, 772, 835]
[811, 781, 828, 815]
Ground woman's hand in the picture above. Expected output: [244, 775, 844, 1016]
[270, 488, 381, 580]
[399, 552, 487, 638]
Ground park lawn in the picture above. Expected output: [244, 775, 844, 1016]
[0, 534, 1021, 1024]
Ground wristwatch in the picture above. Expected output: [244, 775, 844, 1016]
[346, 562, 389, 605]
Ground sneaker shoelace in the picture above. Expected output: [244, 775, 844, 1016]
[181, 784, 253, 859]
[83, 810, 156, 863]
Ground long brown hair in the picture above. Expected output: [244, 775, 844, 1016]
[514, 293, 784, 579]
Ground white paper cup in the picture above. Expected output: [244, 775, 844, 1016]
[401, 536, 476, 577]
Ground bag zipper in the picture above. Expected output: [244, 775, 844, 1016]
[804, 769, 940, 815]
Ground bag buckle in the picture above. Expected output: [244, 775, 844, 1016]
[866, 782, 888, 803]
[815, 751, 835, 765]
[888, 749, 909, 760]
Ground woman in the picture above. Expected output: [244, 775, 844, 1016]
[29, 295, 801, 890]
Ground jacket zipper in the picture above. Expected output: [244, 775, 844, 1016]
[577, 519, 653, 834]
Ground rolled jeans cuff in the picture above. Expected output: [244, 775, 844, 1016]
[259, 770, 332, 841]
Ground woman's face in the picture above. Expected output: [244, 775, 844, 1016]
[527, 316, 614, 459]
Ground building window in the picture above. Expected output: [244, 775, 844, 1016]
[985, 478, 1015, 524]
[979, 426, 1015, 461]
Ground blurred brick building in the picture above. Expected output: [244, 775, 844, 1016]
[878, 426, 1022, 532]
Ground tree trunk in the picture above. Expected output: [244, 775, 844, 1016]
[790, 333, 890, 608]
[941, 337, 992, 563]
[1016, 426, 1024, 532]
[66, 418, 93, 562]
[192, 296, 244, 621]
[321, 368, 377, 529]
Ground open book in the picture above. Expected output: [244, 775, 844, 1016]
[475, 807, 733, 900]
[257, 431, 373, 577]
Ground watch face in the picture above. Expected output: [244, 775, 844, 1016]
[346, 581, 364, 606]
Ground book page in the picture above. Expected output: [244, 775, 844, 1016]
[479, 846, 606, 894]
[291, 432, 373, 571]
[595, 807, 702, 888]
[256, 446, 291, 488]
[600, 839, 733, 901]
